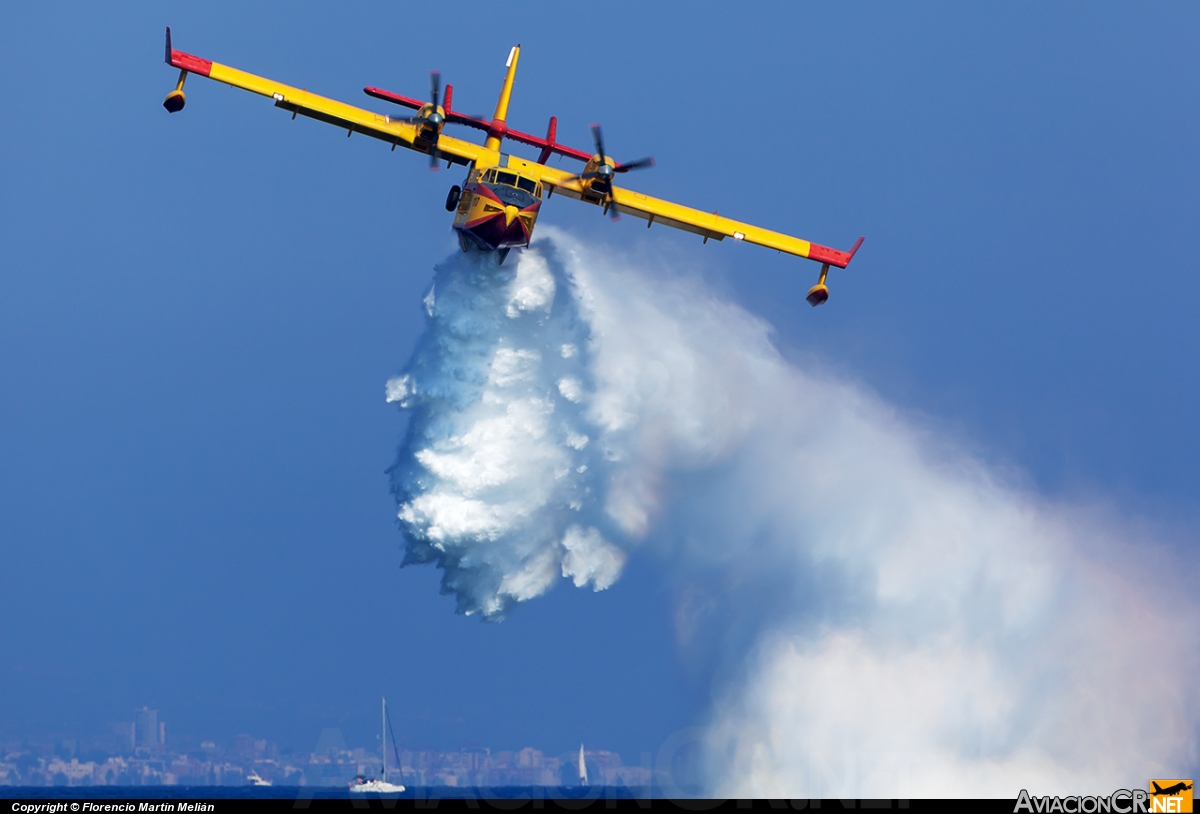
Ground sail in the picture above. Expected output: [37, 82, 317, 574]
[351, 696, 405, 793]
[578, 743, 588, 786]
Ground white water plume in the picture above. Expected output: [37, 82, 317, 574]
[387, 229, 1199, 796]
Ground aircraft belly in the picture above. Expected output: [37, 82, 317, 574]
[454, 189, 539, 251]
[456, 211, 534, 250]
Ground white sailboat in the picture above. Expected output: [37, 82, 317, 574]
[578, 743, 588, 786]
[349, 697, 406, 794]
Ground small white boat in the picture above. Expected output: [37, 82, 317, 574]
[350, 776, 406, 793]
[350, 697, 405, 794]
[246, 771, 272, 787]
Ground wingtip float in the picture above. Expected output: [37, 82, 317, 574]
[161, 27, 864, 305]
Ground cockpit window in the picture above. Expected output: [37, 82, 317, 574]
[482, 169, 540, 198]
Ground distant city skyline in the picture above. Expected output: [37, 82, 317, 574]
[0, 706, 656, 788]
[1, 706, 657, 769]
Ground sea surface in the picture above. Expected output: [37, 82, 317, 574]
[2, 785, 656, 800]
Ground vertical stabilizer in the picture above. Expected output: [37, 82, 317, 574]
[484, 45, 521, 151]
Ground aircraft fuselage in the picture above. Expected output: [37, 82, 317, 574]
[453, 166, 543, 252]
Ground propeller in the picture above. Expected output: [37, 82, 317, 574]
[425, 71, 443, 169]
[557, 124, 654, 220]
[397, 71, 445, 169]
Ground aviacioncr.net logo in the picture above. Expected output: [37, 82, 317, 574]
[1014, 782, 1194, 814]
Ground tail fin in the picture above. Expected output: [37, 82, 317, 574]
[484, 45, 520, 151]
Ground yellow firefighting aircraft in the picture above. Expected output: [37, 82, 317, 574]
[162, 29, 864, 305]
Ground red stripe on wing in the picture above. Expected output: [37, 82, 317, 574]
[170, 49, 212, 77]
[363, 86, 427, 111]
[807, 237, 865, 269]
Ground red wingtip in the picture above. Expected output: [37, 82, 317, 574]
[807, 237, 866, 269]
[163, 27, 213, 77]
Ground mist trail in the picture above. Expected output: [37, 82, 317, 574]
[387, 229, 1199, 796]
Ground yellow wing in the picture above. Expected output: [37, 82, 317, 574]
[164, 31, 484, 168]
[536, 163, 862, 268]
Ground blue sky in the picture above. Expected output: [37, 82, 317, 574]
[1, 1, 1197, 766]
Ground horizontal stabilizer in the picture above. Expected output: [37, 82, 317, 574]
[363, 86, 426, 111]
[365, 86, 597, 165]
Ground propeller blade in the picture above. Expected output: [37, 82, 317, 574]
[590, 124, 606, 163]
[608, 196, 621, 222]
[427, 72, 441, 171]
[615, 157, 654, 173]
[552, 170, 602, 186]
